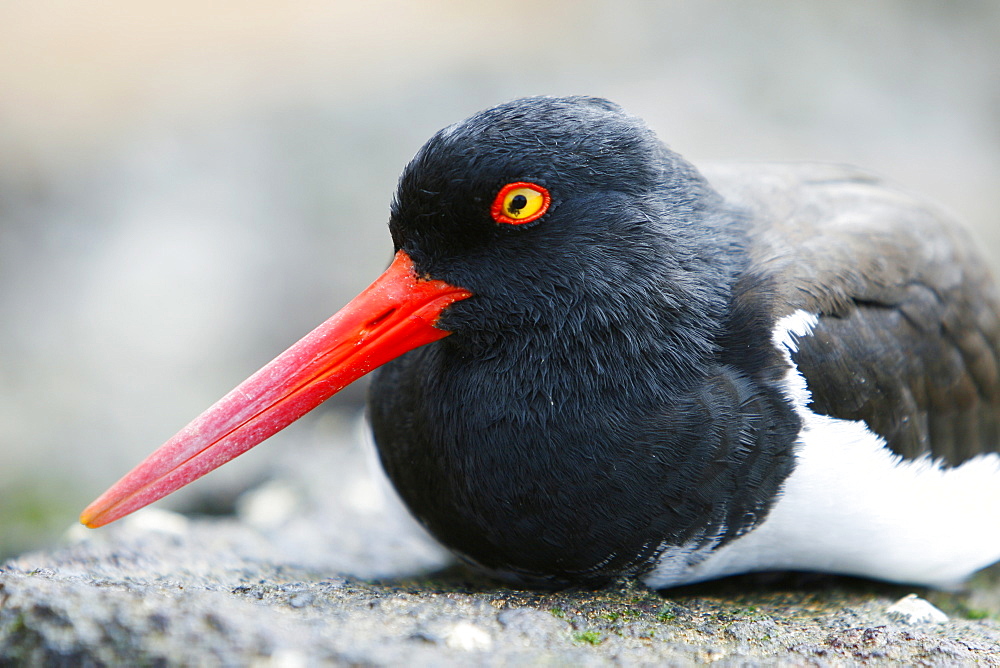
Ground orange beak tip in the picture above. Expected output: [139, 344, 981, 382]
[79, 505, 106, 529]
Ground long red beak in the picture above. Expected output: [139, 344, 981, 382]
[80, 250, 472, 528]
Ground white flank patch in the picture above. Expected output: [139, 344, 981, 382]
[645, 309, 1000, 589]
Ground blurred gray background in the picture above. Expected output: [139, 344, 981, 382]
[2, 1, 998, 558]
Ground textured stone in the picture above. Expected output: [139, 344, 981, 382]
[3, 428, 1000, 665]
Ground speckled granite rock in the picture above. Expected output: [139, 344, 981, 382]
[3, 413, 1000, 665]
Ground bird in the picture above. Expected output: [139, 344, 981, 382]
[80, 96, 1000, 590]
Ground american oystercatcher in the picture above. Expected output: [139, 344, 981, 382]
[81, 96, 1000, 589]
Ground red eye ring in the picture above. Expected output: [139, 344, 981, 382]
[490, 182, 551, 225]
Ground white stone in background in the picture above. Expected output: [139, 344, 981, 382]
[237, 480, 302, 530]
[444, 622, 493, 651]
[63, 523, 92, 544]
[886, 594, 949, 625]
[122, 508, 190, 536]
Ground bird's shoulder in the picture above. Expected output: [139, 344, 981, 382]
[705, 162, 1000, 464]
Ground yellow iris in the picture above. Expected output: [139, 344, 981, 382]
[491, 182, 551, 225]
[502, 187, 546, 220]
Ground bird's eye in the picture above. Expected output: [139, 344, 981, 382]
[490, 182, 551, 225]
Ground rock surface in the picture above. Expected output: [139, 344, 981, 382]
[3, 414, 1000, 665]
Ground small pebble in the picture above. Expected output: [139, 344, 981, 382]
[287, 592, 314, 609]
[886, 594, 948, 625]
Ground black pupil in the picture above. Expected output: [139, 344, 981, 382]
[508, 194, 528, 213]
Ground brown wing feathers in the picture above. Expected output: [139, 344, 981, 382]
[706, 163, 1000, 465]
